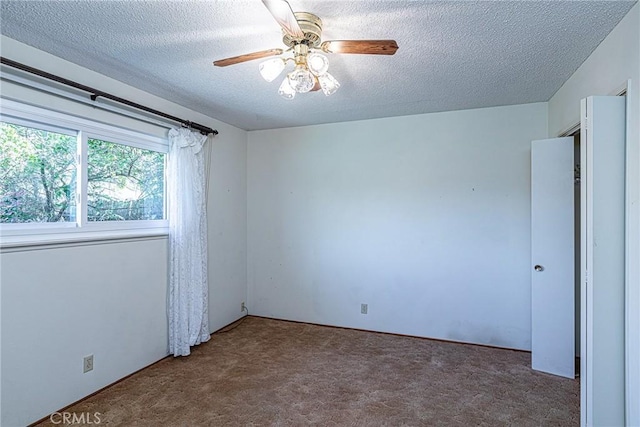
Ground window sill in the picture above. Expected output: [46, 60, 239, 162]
[0, 227, 169, 253]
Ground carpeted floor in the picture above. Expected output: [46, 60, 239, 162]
[36, 317, 579, 426]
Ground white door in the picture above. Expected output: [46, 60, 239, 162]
[581, 96, 626, 427]
[531, 137, 575, 378]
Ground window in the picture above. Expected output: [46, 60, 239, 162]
[0, 122, 77, 223]
[0, 100, 168, 244]
[87, 138, 165, 222]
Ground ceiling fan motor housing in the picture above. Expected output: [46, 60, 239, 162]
[283, 12, 323, 48]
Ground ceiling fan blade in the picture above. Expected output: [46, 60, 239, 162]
[311, 77, 321, 92]
[262, 0, 305, 39]
[321, 40, 399, 55]
[213, 48, 284, 67]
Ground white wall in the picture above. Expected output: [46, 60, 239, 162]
[548, 4, 639, 137]
[207, 130, 248, 327]
[548, 5, 639, 425]
[248, 102, 548, 351]
[1, 239, 169, 427]
[0, 37, 248, 426]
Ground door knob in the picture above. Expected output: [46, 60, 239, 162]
[534, 265, 544, 272]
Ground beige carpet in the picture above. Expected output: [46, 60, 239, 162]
[36, 317, 579, 426]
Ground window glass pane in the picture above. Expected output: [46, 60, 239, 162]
[87, 138, 165, 221]
[0, 122, 77, 223]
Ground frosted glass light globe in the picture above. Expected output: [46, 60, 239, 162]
[278, 77, 296, 100]
[287, 66, 315, 93]
[259, 58, 285, 82]
[318, 72, 340, 96]
[307, 53, 329, 76]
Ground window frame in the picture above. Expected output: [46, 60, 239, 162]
[0, 99, 169, 247]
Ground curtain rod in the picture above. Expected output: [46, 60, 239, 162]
[0, 57, 218, 136]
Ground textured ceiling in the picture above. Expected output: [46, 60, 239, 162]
[0, 1, 636, 131]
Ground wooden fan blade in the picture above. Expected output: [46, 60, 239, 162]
[262, 0, 305, 39]
[321, 40, 399, 55]
[311, 76, 321, 92]
[213, 48, 283, 67]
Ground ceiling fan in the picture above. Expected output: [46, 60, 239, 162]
[213, 0, 399, 99]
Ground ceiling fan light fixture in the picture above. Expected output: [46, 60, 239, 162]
[259, 58, 286, 82]
[307, 52, 329, 76]
[213, 2, 398, 101]
[278, 77, 296, 100]
[287, 65, 315, 93]
[318, 72, 340, 96]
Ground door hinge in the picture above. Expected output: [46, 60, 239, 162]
[584, 269, 589, 286]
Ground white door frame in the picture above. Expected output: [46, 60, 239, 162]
[623, 78, 640, 427]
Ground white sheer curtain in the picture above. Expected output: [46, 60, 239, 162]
[167, 127, 212, 356]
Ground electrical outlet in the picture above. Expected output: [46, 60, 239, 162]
[241, 302, 246, 313]
[361, 303, 368, 314]
[83, 355, 94, 373]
